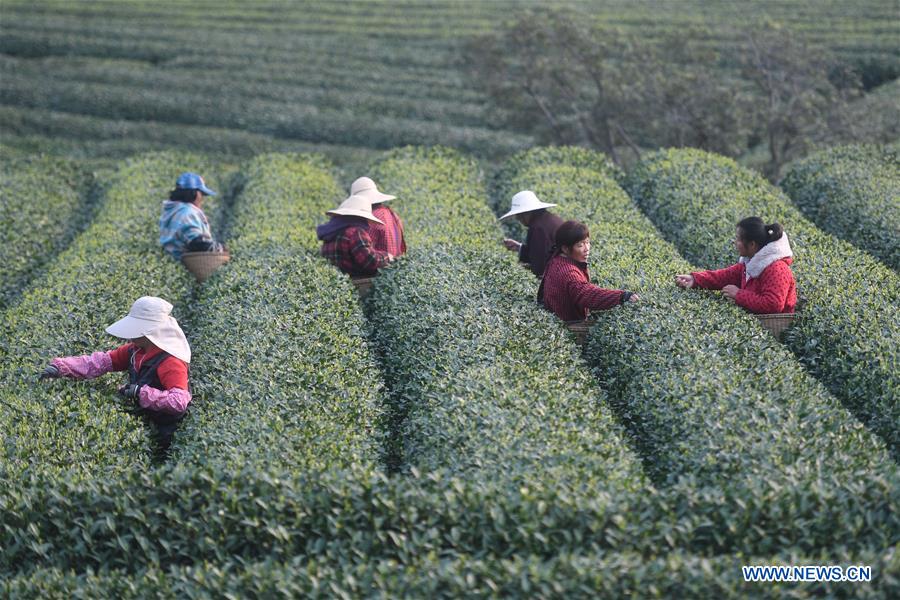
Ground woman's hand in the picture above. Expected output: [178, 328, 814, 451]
[38, 364, 61, 380]
[502, 238, 522, 252]
[627, 293, 640, 303]
[722, 285, 740, 301]
[674, 274, 694, 289]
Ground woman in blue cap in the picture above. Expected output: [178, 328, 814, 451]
[159, 172, 224, 260]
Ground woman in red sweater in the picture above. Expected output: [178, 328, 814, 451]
[39, 296, 192, 456]
[675, 217, 796, 314]
[538, 220, 639, 321]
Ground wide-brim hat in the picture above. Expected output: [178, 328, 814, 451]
[499, 190, 557, 220]
[326, 194, 384, 224]
[105, 296, 192, 363]
[350, 176, 395, 204]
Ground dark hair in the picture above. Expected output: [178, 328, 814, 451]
[553, 220, 590, 255]
[169, 188, 199, 202]
[737, 217, 783, 248]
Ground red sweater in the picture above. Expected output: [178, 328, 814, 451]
[692, 257, 796, 314]
[108, 343, 189, 390]
[538, 255, 626, 321]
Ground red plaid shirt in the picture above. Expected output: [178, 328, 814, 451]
[538, 255, 626, 321]
[370, 205, 407, 256]
[320, 225, 390, 276]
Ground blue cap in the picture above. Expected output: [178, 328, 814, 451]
[175, 172, 216, 196]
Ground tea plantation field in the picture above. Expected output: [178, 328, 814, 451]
[1, 0, 898, 164]
[1, 0, 899, 596]
[0, 143, 898, 597]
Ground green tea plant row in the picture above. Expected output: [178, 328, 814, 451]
[0, 154, 93, 310]
[0, 152, 227, 482]
[781, 143, 899, 271]
[0, 106, 380, 170]
[5, 548, 897, 599]
[172, 154, 385, 473]
[626, 148, 900, 459]
[0, 55, 491, 129]
[4, 460, 898, 578]
[0, 74, 530, 156]
[495, 148, 898, 555]
[364, 146, 643, 491]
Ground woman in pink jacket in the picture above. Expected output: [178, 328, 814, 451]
[675, 217, 797, 314]
[39, 296, 192, 456]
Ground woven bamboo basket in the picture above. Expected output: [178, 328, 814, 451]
[351, 276, 375, 298]
[181, 251, 230, 283]
[565, 319, 596, 346]
[755, 313, 797, 339]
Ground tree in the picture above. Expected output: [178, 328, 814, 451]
[464, 9, 747, 166]
[739, 22, 862, 179]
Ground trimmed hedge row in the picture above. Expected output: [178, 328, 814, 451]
[0, 74, 530, 157]
[0, 152, 226, 482]
[6, 548, 897, 599]
[497, 152, 893, 484]
[366, 145, 643, 486]
[368, 145, 500, 248]
[172, 154, 385, 471]
[625, 148, 900, 459]
[3, 464, 898, 577]
[367, 246, 645, 493]
[0, 154, 94, 310]
[781, 144, 899, 271]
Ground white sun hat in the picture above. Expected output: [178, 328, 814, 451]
[105, 296, 192, 363]
[499, 190, 557, 221]
[326, 194, 384, 224]
[350, 176, 396, 204]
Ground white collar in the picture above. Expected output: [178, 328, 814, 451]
[739, 232, 793, 279]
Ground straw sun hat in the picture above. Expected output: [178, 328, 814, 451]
[326, 194, 384, 224]
[499, 190, 557, 221]
[105, 296, 192, 363]
[350, 177, 395, 204]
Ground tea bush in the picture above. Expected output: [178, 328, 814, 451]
[172, 154, 385, 471]
[6, 548, 897, 598]
[0, 155, 94, 310]
[368, 246, 646, 493]
[626, 148, 900, 459]
[367, 145, 499, 249]
[781, 143, 900, 270]
[0, 152, 226, 481]
[3, 463, 898, 577]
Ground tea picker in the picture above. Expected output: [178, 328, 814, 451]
[351, 176, 407, 258]
[539, 220, 640, 329]
[159, 172, 229, 282]
[674, 217, 798, 338]
[500, 190, 564, 277]
[318, 194, 396, 296]
[40, 296, 193, 456]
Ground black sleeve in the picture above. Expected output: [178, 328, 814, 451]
[185, 237, 221, 252]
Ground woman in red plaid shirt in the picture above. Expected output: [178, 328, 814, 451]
[350, 177, 407, 257]
[317, 194, 395, 276]
[538, 220, 639, 321]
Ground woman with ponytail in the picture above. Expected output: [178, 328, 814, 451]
[538, 220, 639, 321]
[675, 217, 797, 314]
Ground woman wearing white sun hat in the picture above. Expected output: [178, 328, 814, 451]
[350, 176, 407, 257]
[39, 296, 192, 453]
[317, 194, 395, 276]
[500, 190, 563, 277]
